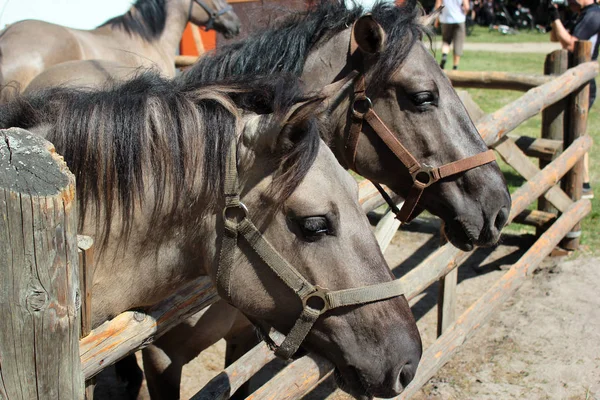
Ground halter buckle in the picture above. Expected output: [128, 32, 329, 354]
[301, 286, 330, 315]
[222, 202, 248, 223]
[411, 167, 436, 188]
[351, 96, 373, 118]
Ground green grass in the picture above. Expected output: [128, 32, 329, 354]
[464, 25, 551, 43]
[447, 50, 600, 252]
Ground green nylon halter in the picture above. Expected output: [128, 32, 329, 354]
[216, 140, 408, 359]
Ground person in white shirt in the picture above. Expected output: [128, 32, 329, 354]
[435, 0, 470, 69]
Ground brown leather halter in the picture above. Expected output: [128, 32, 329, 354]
[341, 27, 496, 224]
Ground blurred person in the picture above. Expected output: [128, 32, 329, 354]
[436, 0, 470, 69]
[549, 0, 599, 199]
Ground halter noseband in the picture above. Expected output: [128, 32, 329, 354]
[339, 27, 496, 224]
[193, 0, 233, 30]
[216, 141, 408, 360]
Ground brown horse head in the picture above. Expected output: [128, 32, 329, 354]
[188, 0, 241, 38]
[218, 97, 422, 397]
[319, 4, 510, 251]
[183, 0, 510, 252]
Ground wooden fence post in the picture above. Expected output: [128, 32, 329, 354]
[0, 128, 84, 399]
[538, 49, 568, 236]
[561, 41, 591, 250]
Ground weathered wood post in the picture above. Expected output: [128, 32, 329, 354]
[0, 128, 84, 399]
[538, 49, 568, 236]
[561, 41, 591, 250]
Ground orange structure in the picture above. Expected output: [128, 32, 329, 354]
[180, 23, 217, 56]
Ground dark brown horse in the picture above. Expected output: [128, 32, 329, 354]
[0, 0, 240, 101]
[0, 73, 422, 398]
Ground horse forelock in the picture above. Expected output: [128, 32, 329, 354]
[99, 0, 167, 41]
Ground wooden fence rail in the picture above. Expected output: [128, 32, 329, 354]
[446, 70, 553, 91]
[80, 277, 217, 379]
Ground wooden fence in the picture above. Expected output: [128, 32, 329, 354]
[0, 43, 595, 399]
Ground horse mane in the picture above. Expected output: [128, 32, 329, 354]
[0, 73, 320, 249]
[98, 0, 167, 41]
[181, 0, 425, 91]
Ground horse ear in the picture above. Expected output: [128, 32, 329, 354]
[419, 6, 443, 27]
[276, 98, 324, 151]
[352, 14, 386, 54]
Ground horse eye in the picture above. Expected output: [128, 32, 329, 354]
[412, 91, 435, 107]
[298, 216, 331, 241]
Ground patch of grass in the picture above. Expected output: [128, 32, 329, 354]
[451, 50, 600, 252]
[464, 25, 551, 43]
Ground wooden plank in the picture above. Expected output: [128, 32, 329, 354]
[78, 235, 94, 338]
[447, 70, 552, 91]
[437, 268, 457, 337]
[0, 128, 83, 399]
[509, 134, 562, 161]
[374, 202, 404, 253]
[478, 62, 598, 146]
[80, 276, 217, 379]
[175, 55, 199, 68]
[240, 135, 593, 400]
[78, 235, 95, 400]
[561, 41, 591, 250]
[493, 137, 573, 213]
[358, 180, 400, 214]
[245, 353, 333, 400]
[538, 50, 569, 234]
[191, 332, 285, 400]
[512, 209, 557, 229]
[396, 199, 592, 399]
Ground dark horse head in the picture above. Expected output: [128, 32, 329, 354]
[181, 0, 511, 251]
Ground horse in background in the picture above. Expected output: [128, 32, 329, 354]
[0, 0, 241, 101]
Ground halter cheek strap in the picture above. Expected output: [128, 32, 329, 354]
[192, 0, 233, 30]
[216, 141, 408, 360]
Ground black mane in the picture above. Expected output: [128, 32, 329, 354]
[0, 73, 319, 248]
[181, 0, 424, 90]
[98, 0, 167, 41]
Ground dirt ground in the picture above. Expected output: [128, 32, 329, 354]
[94, 213, 600, 400]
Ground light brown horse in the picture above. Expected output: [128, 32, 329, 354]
[0, 0, 240, 101]
[0, 72, 422, 398]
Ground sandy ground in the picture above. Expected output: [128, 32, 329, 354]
[94, 212, 600, 400]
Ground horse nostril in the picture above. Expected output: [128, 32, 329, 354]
[392, 362, 417, 394]
[494, 206, 509, 231]
[399, 362, 417, 387]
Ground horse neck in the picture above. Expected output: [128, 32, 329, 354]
[156, 0, 191, 64]
[302, 29, 354, 147]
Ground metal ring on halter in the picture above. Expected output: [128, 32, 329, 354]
[351, 96, 373, 118]
[301, 286, 330, 315]
[223, 202, 249, 223]
[411, 167, 436, 188]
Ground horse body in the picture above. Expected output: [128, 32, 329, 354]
[0, 0, 240, 100]
[1, 74, 422, 397]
